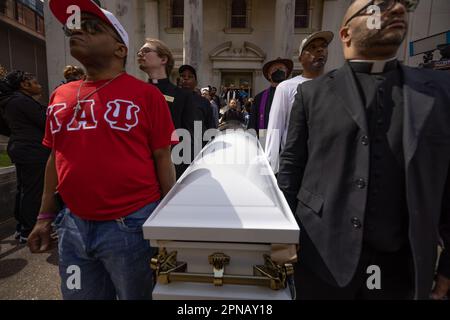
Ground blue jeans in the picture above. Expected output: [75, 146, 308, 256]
[55, 202, 159, 300]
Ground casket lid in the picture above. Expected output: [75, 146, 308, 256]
[143, 130, 299, 244]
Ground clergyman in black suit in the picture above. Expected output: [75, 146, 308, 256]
[138, 39, 198, 179]
[278, 0, 450, 300]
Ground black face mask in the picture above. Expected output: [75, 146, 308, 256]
[270, 69, 287, 83]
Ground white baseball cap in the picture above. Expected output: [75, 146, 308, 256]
[299, 31, 334, 56]
[49, 0, 129, 50]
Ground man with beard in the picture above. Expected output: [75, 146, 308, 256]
[249, 57, 293, 147]
[265, 31, 333, 174]
[278, 0, 450, 299]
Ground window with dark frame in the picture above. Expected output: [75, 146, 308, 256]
[171, 0, 184, 28]
[231, 0, 247, 29]
[0, 0, 7, 14]
[36, 13, 44, 34]
[295, 0, 309, 29]
[0, 0, 45, 35]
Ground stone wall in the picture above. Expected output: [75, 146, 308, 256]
[0, 166, 16, 223]
[44, 0, 450, 95]
[0, 136, 14, 222]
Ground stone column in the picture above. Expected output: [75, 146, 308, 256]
[144, 0, 160, 39]
[212, 69, 221, 91]
[183, 0, 203, 77]
[44, 1, 79, 93]
[321, 0, 353, 71]
[104, 0, 146, 80]
[273, 0, 295, 59]
[254, 70, 266, 95]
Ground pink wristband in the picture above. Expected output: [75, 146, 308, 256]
[37, 212, 57, 221]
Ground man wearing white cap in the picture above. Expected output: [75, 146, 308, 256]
[265, 31, 333, 174]
[27, 0, 177, 300]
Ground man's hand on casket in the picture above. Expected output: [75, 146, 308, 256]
[28, 220, 57, 253]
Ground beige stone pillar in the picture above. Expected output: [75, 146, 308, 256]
[104, 0, 144, 79]
[44, 1, 78, 93]
[183, 0, 203, 77]
[321, 0, 353, 71]
[144, 0, 160, 39]
[273, 0, 295, 59]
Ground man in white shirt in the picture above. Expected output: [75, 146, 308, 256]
[265, 31, 334, 173]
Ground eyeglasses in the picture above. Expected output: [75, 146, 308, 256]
[344, 0, 419, 26]
[63, 19, 123, 44]
[137, 47, 159, 56]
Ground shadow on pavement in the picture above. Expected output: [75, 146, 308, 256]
[0, 258, 28, 279]
[0, 241, 27, 260]
[46, 249, 59, 266]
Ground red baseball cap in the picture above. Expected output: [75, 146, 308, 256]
[49, 0, 129, 49]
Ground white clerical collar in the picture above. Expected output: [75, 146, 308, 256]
[349, 57, 398, 74]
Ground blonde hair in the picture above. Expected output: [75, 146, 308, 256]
[145, 38, 175, 76]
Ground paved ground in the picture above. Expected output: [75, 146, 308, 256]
[0, 218, 61, 300]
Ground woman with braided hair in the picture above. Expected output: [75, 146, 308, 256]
[2, 70, 50, 243]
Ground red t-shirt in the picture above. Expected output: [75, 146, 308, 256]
[43, 73, 176, 221]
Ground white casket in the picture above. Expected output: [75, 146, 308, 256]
[143, 129, 300, 300]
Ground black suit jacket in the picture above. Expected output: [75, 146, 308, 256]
[151, 79, 199, 179]
[278, 63, 450, 299]
[151, 80, 197, 134]
[191, 92, 216, 131]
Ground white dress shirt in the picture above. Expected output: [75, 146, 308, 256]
[265, 75, 311, 173]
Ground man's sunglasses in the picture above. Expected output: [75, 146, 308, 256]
[62, 19, 123, 44]
[344, 0, 419, 26]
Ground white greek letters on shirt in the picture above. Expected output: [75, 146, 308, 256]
[48, 99, 142, 135]
[47, 103, 67, 134]
[67, 100, 98, 131]
[103, 99, 141, 132]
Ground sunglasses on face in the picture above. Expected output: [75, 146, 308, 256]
[62, 19, 123, 43]
[344, 0, 419, 26]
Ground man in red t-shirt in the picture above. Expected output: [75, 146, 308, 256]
[28, 0, 176, 300]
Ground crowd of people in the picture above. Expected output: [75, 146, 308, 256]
[0, 0, 449, 301]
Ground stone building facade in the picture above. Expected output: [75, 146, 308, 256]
[1, 0, 49, 102]
[44, 0, 450, 96]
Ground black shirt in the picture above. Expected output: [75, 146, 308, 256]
[349, 60, 409, 252]
[190, 91, 216, 132]
[3, 91, 50, 164]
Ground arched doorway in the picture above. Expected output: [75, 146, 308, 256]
[209, 41, 266, 98]
[221, 71, 252, 97]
